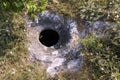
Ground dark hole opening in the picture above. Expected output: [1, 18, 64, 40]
[39, 29, 59, 47]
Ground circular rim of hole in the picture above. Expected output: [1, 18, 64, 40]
[39, 29, 59, 47]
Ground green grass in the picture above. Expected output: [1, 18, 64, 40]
[0, 0, 48, 80]
[79, 28, 120, 80]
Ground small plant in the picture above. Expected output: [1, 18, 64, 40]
[79, 27, 120, 80]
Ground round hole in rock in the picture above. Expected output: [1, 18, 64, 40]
[39, 29, 59, 47]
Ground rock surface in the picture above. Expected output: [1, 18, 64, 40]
[25, 10, 114, 75]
